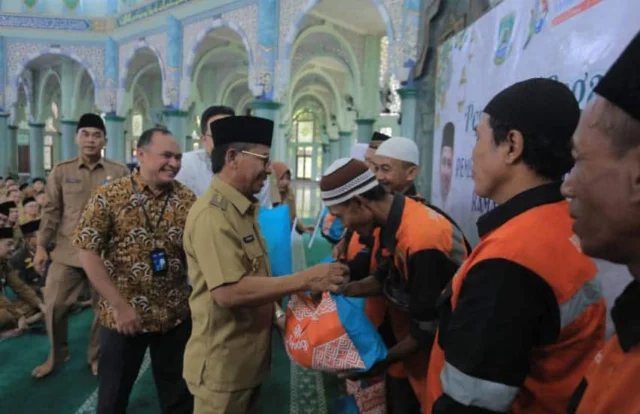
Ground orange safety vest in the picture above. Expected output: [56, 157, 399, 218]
[373, 194, 469, 408]
[425, 196, 605, 414]
[568, 281, 640, 413]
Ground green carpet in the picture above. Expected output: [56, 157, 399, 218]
[0, 231, 336, 413]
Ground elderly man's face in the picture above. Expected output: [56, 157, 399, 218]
[562, 97, 640, 264]
[374, 155, 417, 194]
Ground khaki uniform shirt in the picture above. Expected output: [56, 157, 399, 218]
[73, 171, 195, 333]
[183, 177, 273, 393]
[38, 157, 129, 268]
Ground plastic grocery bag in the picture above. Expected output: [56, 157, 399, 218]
[284, 291, 388, 373]
[258, 205, 292, 276]
[336, 378, 387, 414]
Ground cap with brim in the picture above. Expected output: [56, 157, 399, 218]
[0, 227, 13, 240]
[320, 158, 379, 206]
[210, 116, 274, 147]
[20, 220, 40, 236]
[0, 201, 17, 215]
[594, 32, 640, 122]
[376, 136, 420, 166]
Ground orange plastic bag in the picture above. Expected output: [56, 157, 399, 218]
[285, 292, 388, 372]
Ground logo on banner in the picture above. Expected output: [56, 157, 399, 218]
[523, 0, 549, 49]
[494, 12, 516, 65]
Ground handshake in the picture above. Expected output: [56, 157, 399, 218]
[300, 262, 350, 293]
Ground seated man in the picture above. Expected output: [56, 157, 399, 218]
[9, 220, 45, 298]
[0, 227, 45, 339]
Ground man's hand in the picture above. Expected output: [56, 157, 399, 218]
[304, 225, 315, 234]
[17, 316, 28, 331]
[339, 360, 389, 381]
[38, 303, 46, 314]
[303, 263, 349, 293]
[113, 303, 142, 336]
[332, 238, 347, 259]
[34, 246, 49, 275]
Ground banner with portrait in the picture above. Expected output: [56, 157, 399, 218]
[430, 0, 638, 246]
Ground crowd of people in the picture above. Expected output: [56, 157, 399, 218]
[0, 31, 638, 414]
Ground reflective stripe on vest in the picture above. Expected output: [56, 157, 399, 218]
[560, 277, 603, 329]
[441, 362, 519, 412]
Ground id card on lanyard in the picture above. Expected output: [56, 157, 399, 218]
[131, 177, 171, 276]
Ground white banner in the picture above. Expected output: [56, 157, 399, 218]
[430, 0, 637, 337]
[430, 0, 637, 245]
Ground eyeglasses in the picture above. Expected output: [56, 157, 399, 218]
[241, 150, 271, 166]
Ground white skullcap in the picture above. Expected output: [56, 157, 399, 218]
[320, 158, 379, 206]
[350, 143, 368, 161]
[376, 136, 420, 166]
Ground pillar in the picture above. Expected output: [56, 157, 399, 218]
[251, 100, 283, 159]
[163, 110, 188, 151]
[104, 37, 119, 113]
[60, 120, 78, 160]
[7, 125, 18, 174]
[329, 139, 340, 165]
[398, 87, 418, 140]
[186, 135, 194, 152]
[166, 16, 183, 108]
[255, 0, 278, 100]
[105, 114, 126, 162]
[355, 119, 376, 143]
[0, 37, 6, 113]
[360, 35, 382, 120]
[29, 123, 45, 178]
[338, 131, 352, 159]
[0, 113, 9, 175]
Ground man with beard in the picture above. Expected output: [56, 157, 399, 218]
[564, 32, 640, 413]
[32, 113, 129, 379]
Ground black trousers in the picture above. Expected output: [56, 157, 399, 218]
[386, 375, 422, 414]
[97, 321, 193, 414]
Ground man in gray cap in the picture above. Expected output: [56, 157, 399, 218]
[564, 32, 640, 413]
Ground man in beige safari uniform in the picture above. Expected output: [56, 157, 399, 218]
[32, 113, 129, 378]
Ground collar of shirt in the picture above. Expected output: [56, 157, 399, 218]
[380, 193, 405, 253]
[476, 181, 564, 238]
[211, 177, 258, 217]
[131, 170, 174, 198]
[611, 280, 640, 352]
[77, 156, 105, 171]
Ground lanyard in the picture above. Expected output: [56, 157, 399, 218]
[131, 177, 171, 237]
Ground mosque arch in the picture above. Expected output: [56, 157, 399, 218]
[220, 78, 251, 108]
[35, 69, 62, 122]
[182, 19, 255, 108]
[289, 66, 343, 122]
[119, 44, 166, 112]
[11, 52, 99, 111]
[281, 0, 395, 89]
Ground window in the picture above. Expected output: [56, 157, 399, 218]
[132, 114, 143, 137]
[296, 121, 314, 143]
[380, 36, 401, 116]
[296, 146, 313, 180]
